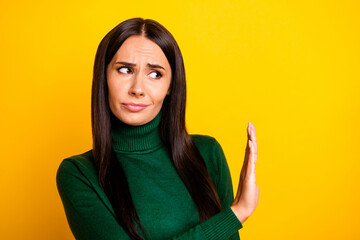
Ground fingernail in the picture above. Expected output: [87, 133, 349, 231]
[248, 139, 252, 148]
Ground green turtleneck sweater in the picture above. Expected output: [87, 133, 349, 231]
[56, 111, 242, 240]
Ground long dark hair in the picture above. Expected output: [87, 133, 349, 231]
[91, 17, 222, 239]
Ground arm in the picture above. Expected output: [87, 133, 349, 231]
[160, 136, 243, 240]
[56, 159, 132, 240]
[170, 207, 241, 239]
[212, 139, 241, 240]
[57, 158, 242, 240]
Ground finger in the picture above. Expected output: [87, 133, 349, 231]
[238, 123, 255, 197]
[249, 122, 257, 142]
[247, 140, 255, 174]
[248, 139, 257, 176]
[238, 128, 251, 199]
[240, 153, 248, 181]
[242, 126, 251, 178]
[251, 129, 258, 160]
[238, 144, 249, 193]
[253, 139, 257, 158]
[242, 137, 251, 178]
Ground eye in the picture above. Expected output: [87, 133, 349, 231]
[149, 71, 162, 79]
[117, 66, 132, 74]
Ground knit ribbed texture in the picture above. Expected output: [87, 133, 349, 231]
[111, 110, 163, 152]
[200, 207, 243, 239]
[57, 108, 242, 239]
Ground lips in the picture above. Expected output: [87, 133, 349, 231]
[122, 102, 149, 112]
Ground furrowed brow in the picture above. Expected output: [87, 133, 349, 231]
[115, 61, 136, 66]
[115, 61, 165, 70]
[147, 63, 165, 70]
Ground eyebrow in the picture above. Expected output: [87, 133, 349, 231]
[115, 61, 165, 70]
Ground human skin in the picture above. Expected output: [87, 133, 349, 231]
[106, 35, 172, 126]
[106, 34, 259, 224]
[231, 121, 259, 224]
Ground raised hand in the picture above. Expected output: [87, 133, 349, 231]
[230, 122, 259, 224]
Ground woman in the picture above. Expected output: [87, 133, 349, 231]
[56, 17, 259, 240]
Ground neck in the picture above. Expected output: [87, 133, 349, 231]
[111, 111, 163, 152]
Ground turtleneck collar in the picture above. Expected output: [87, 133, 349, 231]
[111, 110, 163, 153]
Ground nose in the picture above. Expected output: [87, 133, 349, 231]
[128, 73, 145, 97]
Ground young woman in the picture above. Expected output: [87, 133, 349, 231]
[56, 17, 259, 240]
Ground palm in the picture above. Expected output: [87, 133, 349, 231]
[231, 122, 259, 224]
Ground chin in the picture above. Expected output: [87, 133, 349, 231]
[120, 113, 150, 126]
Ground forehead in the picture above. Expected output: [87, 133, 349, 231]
[112, 35, 169, 65]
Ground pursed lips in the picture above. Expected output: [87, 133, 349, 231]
[122, 102, 150, 111]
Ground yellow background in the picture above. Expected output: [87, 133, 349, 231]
[1, 0, 359, 239]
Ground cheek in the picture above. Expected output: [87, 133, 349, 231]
[148, 84, 170, 104]
[107, 79, 126, 106]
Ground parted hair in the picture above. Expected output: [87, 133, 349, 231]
[91, 17, 222, 239]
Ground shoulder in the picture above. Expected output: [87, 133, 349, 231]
[190, 134, 234, 209]
[56, 149, 98, 188]
[191, 134, 224, 156]
[190, 134, 225, 181]
[190, 134, 223, 153]
[57, 149, 95, 173]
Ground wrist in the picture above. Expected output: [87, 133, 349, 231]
[230, 205, 248, 224]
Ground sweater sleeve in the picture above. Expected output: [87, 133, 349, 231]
[212, 138, 242, 240]
[56, 157, 242, 240]
[172, 136, 243, 240]
[169, 207, 241, 239]
[56, 159, 132, 240]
